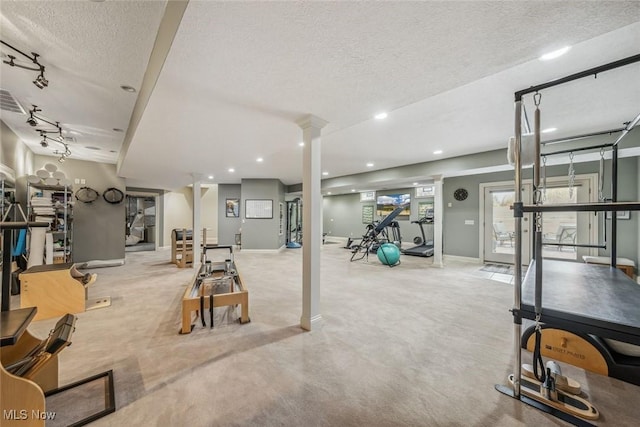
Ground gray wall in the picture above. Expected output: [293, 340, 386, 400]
[322, 187, 432, 241]
[442, 158, 639, 264]
[322, 193, 368, 239]
[240, 179, 285, 250]
[1, 121, 34, 209]
[218, 184, 241, 246]
[601, 157, 638, 263]
[34, 156, 126, 263]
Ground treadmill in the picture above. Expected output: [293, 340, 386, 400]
[402, 213, 434, 257]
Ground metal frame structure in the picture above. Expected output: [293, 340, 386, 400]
[496, 53, 640, 425]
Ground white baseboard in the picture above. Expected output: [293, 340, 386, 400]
[443, 254, 481, 264]
[77, 258, 126, 269]
[238, 248, 283, 253]
[300, 314, 324, 331]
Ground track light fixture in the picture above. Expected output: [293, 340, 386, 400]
[26, 105, 59, 129]
[31, 107, 72, 160]
[1, 40, 48, 89]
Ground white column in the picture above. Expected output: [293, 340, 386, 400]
[297, 114, 328, 331]
[433, 175, 444, 268]
[192, 173, 202, 267]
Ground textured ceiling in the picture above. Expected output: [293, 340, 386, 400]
[0, 0, 167, 163]
[1, 1, 639, 192]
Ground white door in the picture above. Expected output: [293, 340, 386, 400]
[539, 176, 593, 261]
[483, 184, 531, 265]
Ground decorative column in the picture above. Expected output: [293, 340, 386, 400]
[433, 175, 444, 268]
[192, 173, 202, 267]
[297, 115, 328, 331]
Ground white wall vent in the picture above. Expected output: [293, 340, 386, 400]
[0, 89, 26, 114]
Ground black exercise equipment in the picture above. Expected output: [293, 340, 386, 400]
[350, 204, 406, 264]
[286, 198, 302, 248]
[402, 211, 434, 257]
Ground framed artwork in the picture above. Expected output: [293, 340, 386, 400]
[226, 198, 239, 217]
[416, 186, 435, 198]
[279, 202, 284, 235]
[245, 199, 273, 219]
[360, 191, 375, 202]
[418, 202, 433, 218]
[606, 210, 630, 220]
[362, 205, 374, 224]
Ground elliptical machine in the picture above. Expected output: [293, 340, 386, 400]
[402, 210, 434, 257]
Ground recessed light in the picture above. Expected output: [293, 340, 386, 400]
[327, 191, 332, 195]
[374, 112, 388, 120]
[228, 168, 235, 173]
[113, 128, 124, 132]
[85, 146, 101, 150]
[542, 127, 557, 133]
[109, 150, 117, 153]
[433, 150, 443, 155]
[539, 46, 571, 61]
[322, 171, 329, 176]
[366, 162, 374, 167]
[257, 157, 263, 162]
[413, 182, 418, 186]
[120, 85, 136, 93]
[351, 189, 356, 192]
[208, 175, 214, 179]
[299, 142, 304, 147]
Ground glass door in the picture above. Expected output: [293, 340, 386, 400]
[484, 184, 531, 265]
[540, 178, 592, 260]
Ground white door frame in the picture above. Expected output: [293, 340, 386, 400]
[478, 173, 598, 264]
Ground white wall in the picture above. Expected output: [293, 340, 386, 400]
[161, 185, 219, 247]
[201, 185, 218, 243]
[162, 187, 193, 247]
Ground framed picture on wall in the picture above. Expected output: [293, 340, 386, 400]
[606, 210, 630, 220]
[360, 191, 375, 202]
[418, 202, 433, 218]
[226, 198, 239, 217]
[362, 205, 374, 224]
[245, 199, 273, 219]
[416, 186, 435, 198]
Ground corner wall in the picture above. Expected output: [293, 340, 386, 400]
[240, 179, 285, 250]
[33, 156, 126, 263]
[218, 184, 241, 246]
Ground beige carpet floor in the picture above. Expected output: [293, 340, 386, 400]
[16, 243, 640, 426]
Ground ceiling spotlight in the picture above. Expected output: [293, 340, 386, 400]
[366, 162, 374, 167]
[26, 113, 38, 127]
[40, 138, 48, 148]
[120, 85, 136, 93]
[256, 157, 263, 162]
[228, 168, 235, 173]
[433, 150, 443, 155]
[327, 192, 332, 195]
[58, 156, 65, 163]
[208, 175, 214, 179]
[33, 72, 48, 89]
[1, 41, 49, 89]
[322, 171, 329, 176]
[413, 182, 418, 186]
[539, 46, 571, 61]
[374, 112, 388, 120]
[299, 142, 304, 147]
[351, 189, 356, 192]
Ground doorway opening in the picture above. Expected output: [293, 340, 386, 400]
[125, 195, 156, 252]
